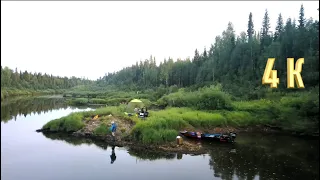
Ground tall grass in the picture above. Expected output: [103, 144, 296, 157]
[42, 106, 129, 132]
[156, 86, 233, 110]
[42, 113, 85, 132]
[93, 123, 111, 135]
[131, 107, 255, 144]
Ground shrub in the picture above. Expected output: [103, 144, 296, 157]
[93, 124, 111, 135]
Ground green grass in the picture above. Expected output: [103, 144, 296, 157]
[42, 113, 85, 132]
[93, 123, 111, 135]
[42, 106, 133, 132]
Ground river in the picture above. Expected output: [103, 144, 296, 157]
[1, 96, 319, 180]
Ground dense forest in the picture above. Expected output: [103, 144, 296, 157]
[97, 5, 319, 99]
[1, 66, 93, 89]
[1, 66, 94, 99]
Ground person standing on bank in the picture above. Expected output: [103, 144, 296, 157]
[110, 121, 117, 141]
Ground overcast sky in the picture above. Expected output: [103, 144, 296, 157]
[1, 1, 319, 80]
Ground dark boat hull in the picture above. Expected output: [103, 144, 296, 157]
[180, 131, 236, 143]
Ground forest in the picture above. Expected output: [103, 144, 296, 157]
[37, 5, 319, 141]
[95, 5, 318, 100]
[1, 66, 94, 99]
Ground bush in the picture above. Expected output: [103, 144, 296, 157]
[157, 86, 233, 110]
[88, 98, 107, 104]
[93, 124, 111, 135]
[42, 113, 85, 132]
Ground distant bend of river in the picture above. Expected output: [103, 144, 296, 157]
[1, 96, 319, 180]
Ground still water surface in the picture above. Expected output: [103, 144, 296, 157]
[1, 96, 319, 180]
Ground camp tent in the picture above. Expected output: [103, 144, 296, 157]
[130, 99, 142, 103]
[127, 99, 144, 112]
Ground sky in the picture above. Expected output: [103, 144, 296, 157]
[1, 1, 319, 80]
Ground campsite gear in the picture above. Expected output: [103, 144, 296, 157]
[180, 130, 236, 143]
[138, 107, 149, 118]
[92, 115, 98, 120]
[176, 136, 183, 145]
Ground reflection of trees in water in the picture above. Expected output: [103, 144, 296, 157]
[1, 96, 67, 122]
[127, 149, 177, 161]
[43, 132, 318, 179]
[43, 132, 178, 161]
[43, 133, 109, 150]
[207, 136, 319, 180]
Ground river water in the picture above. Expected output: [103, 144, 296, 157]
[1, 96, 319, 180]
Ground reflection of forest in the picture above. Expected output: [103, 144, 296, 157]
[1, 96, 68, 122]
[43, 132, 108, 150]
[43, 132, 319, 180]
[43, 132, 178, 161]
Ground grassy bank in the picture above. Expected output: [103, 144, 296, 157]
[41, 86, 319, 145]
[1, 88, 65, 101]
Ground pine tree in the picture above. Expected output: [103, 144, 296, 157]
[247, 12, 254, 41]
[274, 13, 284, 41]
[298, 4, 305, 29]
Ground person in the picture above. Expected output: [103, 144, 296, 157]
[110, 146, 117, 164]
[110, 121, 117, 141]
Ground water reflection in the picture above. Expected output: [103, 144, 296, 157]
[110, 146, 117, 164]
[1, 96, 95, 123]
[42, 132, 177, 161]
[42, 132, 319, 180]
[1, 96, 68, 122]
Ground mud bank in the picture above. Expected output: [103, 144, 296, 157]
[36, 125, 282, 155]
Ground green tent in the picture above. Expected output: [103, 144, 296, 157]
[130, 99, 142, 103]
[127, 99, 144, 112]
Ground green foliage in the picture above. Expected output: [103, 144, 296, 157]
[42, 113, 85, 132]
[138, 128, 178, 145]
[1, 88, 63, 100]
[131, 107, 260, 144]
[68, 98, 89, 105]
[93, 124, 111, 135]
[1, 67, 94, 100]
[88, 98, 107, 104]
[157, 86, 233, 110]
[95, 6, 318, 102]
[42, 106, 127, 132]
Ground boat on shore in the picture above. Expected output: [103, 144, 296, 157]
[180, 130, 236, 143]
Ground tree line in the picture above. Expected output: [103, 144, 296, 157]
[97, 5, 319, 99]
[1, 66, 94, 90]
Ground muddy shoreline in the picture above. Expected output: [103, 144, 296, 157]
[36, 124, 317, 155]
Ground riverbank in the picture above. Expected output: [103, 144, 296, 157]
[1, 88, 65, 101]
